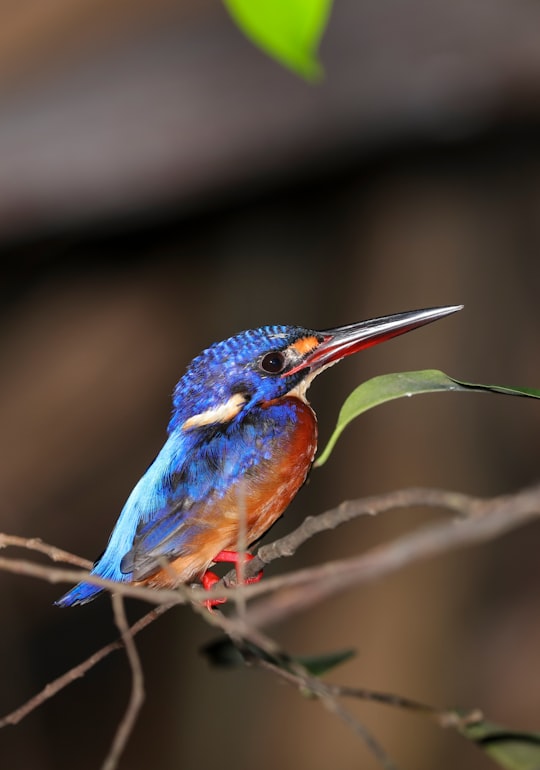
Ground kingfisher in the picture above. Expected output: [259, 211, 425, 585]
[56, 305, 461, 608]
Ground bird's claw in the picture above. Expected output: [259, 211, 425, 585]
[200, 550, 264, 609]
[201, 570, 227, 610]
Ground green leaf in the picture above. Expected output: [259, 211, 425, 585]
[459, 718, 540, 770]
[295, 648, 356, 676]
[201, 634, 355, 676]
[315, 370, 540, 467]
[200, 635, 276, 668]
[223, 0, 333, 80]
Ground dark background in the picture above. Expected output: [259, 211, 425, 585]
[1, 1, 540, 768]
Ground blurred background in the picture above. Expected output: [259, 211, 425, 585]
[1, 1, 540, 768]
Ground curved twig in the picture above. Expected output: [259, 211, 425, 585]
[0, 534, 92, 568]
[101, 595, 145, 770]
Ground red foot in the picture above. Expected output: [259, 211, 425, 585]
[212, 550, 264, 585]
[200, 551, 263, 610]
[201, 570, 227, 610]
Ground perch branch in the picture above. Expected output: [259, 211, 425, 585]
[238, 484, 540, 626]
[220, 486, 494, 592]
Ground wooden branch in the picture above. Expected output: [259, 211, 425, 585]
[221, 486, 486, 591]
[0, 604, 171, 729]
[238, 484, 540, 626]
[255, 659, 401, 770]
[0, 555, 183, 604]
[101, 595, 145, 770]
[256, 659, 482, 728]
[0, 533, 92, 568]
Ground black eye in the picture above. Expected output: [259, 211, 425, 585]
[260, 351, 286, 374]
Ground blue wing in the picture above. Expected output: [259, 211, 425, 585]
[55, 433, 199, 606]
[55, 423, 262, 605]
[119, 418, 274, 580]
[56, 403, 296, 607]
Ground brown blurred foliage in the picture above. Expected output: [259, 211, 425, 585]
[1, 1, 540, 769]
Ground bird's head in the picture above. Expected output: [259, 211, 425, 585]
[169, 305, 462, 433]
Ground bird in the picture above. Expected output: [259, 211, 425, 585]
[56, 305, 462, 608]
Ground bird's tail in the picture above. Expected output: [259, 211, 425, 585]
[55, 580, 104, 608]
[55, 478, 145, 607]
[55, 558, 125, 607]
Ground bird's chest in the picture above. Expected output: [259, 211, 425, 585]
[195, 396, 318, 545]
[240, 396, 318, 541]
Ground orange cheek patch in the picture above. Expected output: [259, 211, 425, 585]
[291, 336, 319, 356]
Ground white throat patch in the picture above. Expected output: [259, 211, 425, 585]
[286, 360, 338, 403]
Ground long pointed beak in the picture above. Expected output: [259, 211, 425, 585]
[286, 305, 463, 376]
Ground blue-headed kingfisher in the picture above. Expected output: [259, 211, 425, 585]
[57, 305, 462, 608]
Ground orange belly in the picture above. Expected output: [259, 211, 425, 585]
[140, 397, 317, 588]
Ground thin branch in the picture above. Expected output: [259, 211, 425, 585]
[0, 556, 184, 605]
[101, 595, 145, 770]
[257, 660, 481, 728]
[235, 482, 249, 620]
[256, 658, 401, 770]
[257, 486, 477, 563]
[0, 604, 171, 728]
[191, 601, 401, 769]
[0, 574, 279, 732]
[220, 486, 489, 590]
[321, 694, 400, 770]
[0, 533, 92, 568]
[236, 484, 540, 626]
[255, 656, 483, 770]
